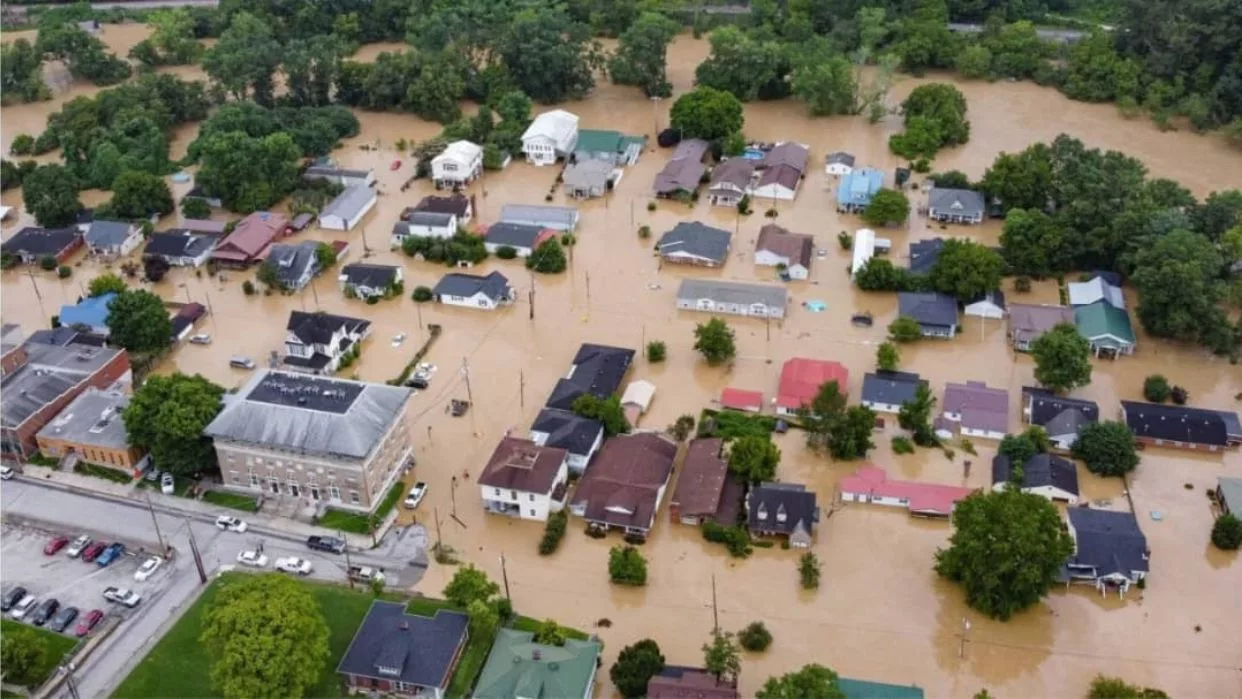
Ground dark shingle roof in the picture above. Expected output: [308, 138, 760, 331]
[1067, 508, 1149, 577]
[1121, 401, 1230, 447]
[432, 271, 511, 302]
[485, 222, 547, 249]
[1022, 387, 1099, 437]
[861, 371, 926, 406]
[571, 433, 676, 531]
[748, 482, 818, 536]
[414, 194, 470, 217]
[84, 220, 135, 247]
[530, 408, 603, 456]
[907, 238, 945, 275]
[2, 227, 80, 257]
[671, 438, 728, 519]
[898, 292, 959, 328]
[144, 231, 217, 259]
[340, 263, 398, 289]
[336, 601, 468, 690]
[657, 221, 732, 264]
[286, 311, 370, 346]
[545, 344, 635, 410]
[992, 453, 1079, 495]
[928, 188, 985, 218]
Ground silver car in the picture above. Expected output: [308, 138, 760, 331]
[66, 535, 92, 558]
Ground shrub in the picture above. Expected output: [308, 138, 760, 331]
[1170, 386, 1188, 405]
[242, 280, 256, 296]
[412, 286, 433, 302]
[638, 225, 651, 239]
[539, 510, 568, 555]
[1142, 375, 1171, 403]
[1211, 513, 1242, 550]
[1014, 276, 1032, 292]
[39, 256, 57, 271]
[912, 158, 931, 173]
[532, 619, 568, 646]
[798, 552, 821, 590]
[837, 231, 852, 250]
[57, 265, 71, 278]
[738, 621, 772, 652]
[764, 207, 778, 218]
[646, 340, 666, 362]
[609, 545, 648, 585]
[647, 201, 656, 212]
[736, 194, 751, 215]
[496, 245, 518, 260]
[701, 521, 752, 558]
[667, 414, 695, 442]
[891, 436, 915, 454]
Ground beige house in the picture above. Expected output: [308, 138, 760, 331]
[204, 370, 414, 514]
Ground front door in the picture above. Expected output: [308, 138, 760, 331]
[289, 482, 300, 498]
[310, 484, 321, 501]
[268, 478, 280, 494]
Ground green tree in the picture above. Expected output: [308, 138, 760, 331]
[1000, 208, 1070, 278]
[181, 196, 212, 220]
[1063, 33, 1139, 104]
[876, 341, 900, 371]
[956, 45, 993, 79]
[888, 315, 923, 343]
[889, 83, 970, 159]
[984, 21, 1045, 79]
[738, 621, 772, 651]
[1131, 229, 1226, 346]
[1030, 323, 1092, 393]
[669, 87, 745, 141]
[412, 285, 433, 302]
[609, 545, 648, 585]
[693, 318, 736, 366]
[1142, 375, 1171, 403]
[935, 489, 1075, 620]
[200, 574, 329, 699]
[148, 7, 203, 64]
[1087, 675, 1170, 699]
[523, 618, 565, 646]
[256, 261, 283, 291]
[0, 624, 47, 686]
[1071, 421, 1140, 477]
[800, 381, 876, 460]
[610, 639, 665, 698]
[668, 414, 696, 442]
[928, 239, 1005, 301]
[645, 340, 666, 362]
[88, 273, 127, 297]
[571, 394, 630, 437]
[792, 54, 858, 116]
[466, 598, 500, 640]
[862, 189, 910, 226]
[898, 383, 937, 446]
[110, 170, 174, 219]
[1, 39, 51, 105]
[702, 630, 741, 684]
[757, 664, 845, 699]
[202, 12, 280, 104]
[980, 144, 1054, 215]
[526, 238, 567, 274]
[998, 427, 1050, 466]
[798, 552, 821, 589]
[854, 258, 909, 291]
[22, 164, 82, 228]
[609, 12, 679, 97]
[123, 373, 224, 476]
[314, 242, 337, 269]
[195, 131, 302, 213]
[443, 565, 500, 608]
[407, 52, 467, 123]
[495, 7, 600, 104]
[106, 290, 172, 354]
[694, 26, 786, 102]
[1211, 513, 1242, 550]
[726, 435, 781, 484]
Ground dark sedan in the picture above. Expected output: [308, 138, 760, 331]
[74, 609, 104, 637]
[1, 586, 28, 612]
[48, 606, 79, 633]
[30, 598, 60, 626]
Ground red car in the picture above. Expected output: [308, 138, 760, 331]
[43, 536, 69, 556]
[75, 609, 104, 637]
[80, 541, 107, 562]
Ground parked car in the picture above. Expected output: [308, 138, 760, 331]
[31, 598, 60, 626]
[44, 535, 70, 556]
[9, 595, 37, 620]
[347, 565, 385, 584]
[229, 356, 255, 370]
[80, 541, 107, 562]
[48, 606, 79, 633]
[102, 587, 141, 608]
[96, 542, 125, 567]
[403, 481, 428, 509]
[1, 586, 28, 612]
[160, 472, 175, 495]
[306, 535, 346, 554]
[0, 465, 14, 480]
[188, 333, 212, 345]
[236, 550, 268, 568]
[66, 535, 92, 558]
[75, 609, 104, 637]
[274, 557, 313, 575]
[134, 556, 162, 582]
[215, 515, 248, 533]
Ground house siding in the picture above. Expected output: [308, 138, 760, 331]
[320, 194, 376, 232]
[861, 400, 903, 414]
[676, 297, 785, 319]
[436, 292, 505, 311]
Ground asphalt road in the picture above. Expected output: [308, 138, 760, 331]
[0, 478, 425, 699]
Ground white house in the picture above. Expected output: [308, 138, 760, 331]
[479, 437, 569, 522]
[431, 140, 483, 188]
[754, 224, 813, 280]
[824, 151, 855, 176]
[281, 311, 371, 375]
[391, 212, 457, 248]
[529, 408, 604, 474]
[303, 166, 375, 189]
[521, 109, 579, 166]
[143, 231, 217, 267]
[338, 263, 402, 300]
[748, 142, 809, 201]
[942, 381, 1009, 440]
[991, 453, 1080, 504]
[851, 228, 876, 277]
[675, 279, 788, 319]
[84, 220, 142, 257]
[860, 371, 925, 414]
[318, 186, 376, 232]
[964, 290, 1007, 319]
[431, 271, 514, 310]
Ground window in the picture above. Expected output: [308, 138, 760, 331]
[494, 488, 501, 496]
[529, 509, 536, 517]
[529, 493, 535, 501]
[350, 490, 360, 504]
[230, 471, 240, 485]
[330, 485, 341, 501]
[248, 472, 260, 488]
[510, 490, 517, 499]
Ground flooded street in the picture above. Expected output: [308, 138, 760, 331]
[3, 28, 1241, 698]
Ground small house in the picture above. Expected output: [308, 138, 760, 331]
[335, 601, 468, 699]
[839, 465, 974, 518]
[1021, 387, 1099, 450]
[747, 482, 819, 547]
[653, 139, 709, 198]
[898, 292, 959, 338]
[339, 263, 402, 300]
[720, 388, 763, 413]
[707, 158, 754, 207]
[482, 222, 555, 258]
[657, 221, 732, 267]
[572, 128, 645, 166]
[1008, 304, 1075, 352]
[649, 667, 740, 699]
[754, 224, 813, 280]
[992, 453, 1080, 503]
[620, 379, 656, 426]
[836, 167, 884, 213]
[169, 302, 206, 343]
[521, 109, 580, 166]
[303, 166, 375, 189]
[860, 371, 926, 414]
[319, 185, 376, 232]
[1064, 508, 1149, 597]
[498, 204, 579, 232]
[1074, 301, 1135, 357]
[964, 290, 1006, 319]
[776, 358, 849, 417]
[907, 238, 945, 276]
[430, 140, 483, 188]
[570, 432, 676, 537]
[676, 279, 787, 319]
[282, 311, 370, 375]
[409, 194, 473, 224]
[529, 408, 604, 475]
[927, 188, 986, 224]
[478, 436, 569, 521]
[211, 211, 288, 267]
[392, 212, 457, 246]
[264, 241, 321, 291]
[750, 142, 808, 201]
[1, 227, 82, 265]
[941, 380, 1009, 440]
[562, 159, 615, 199]
[143, 230, 218, 268]
[669, 438, 732, 526]
[431, 271, 514, 310]
[84, 220, 142, 258]
[851, 228, 877, 277]
[1216, 476, 1242, 516]
[838, 678, 925, 699]
[824, 151, 855, 176]
[58, 293, 116, 337]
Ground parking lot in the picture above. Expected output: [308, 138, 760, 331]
[0, 523, 175, 635]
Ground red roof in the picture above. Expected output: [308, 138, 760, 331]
[720, 388, 763, 412]
[839, 465, 975, 516]
[776, 358, 849, 410]
[212, 212, 288, 262]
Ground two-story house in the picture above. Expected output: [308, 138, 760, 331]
[478, 436, 570, 522]
[570, 432, 676, 538]
[529, 408, 604, 475]
[281, 311, 371, 375]
[521, 110, 579, 166]
[431, 140, 484, 188]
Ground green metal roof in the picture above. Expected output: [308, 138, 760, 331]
[472, 628, 601, 699]
[575, 129, 625, 154]
[838, 677, 926, 699]
[1074, 300, 1135, 346]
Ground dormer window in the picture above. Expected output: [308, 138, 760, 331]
[776, 504, 787, 523]
[757, 503, 768, 521]
[375, 665, 400, 677]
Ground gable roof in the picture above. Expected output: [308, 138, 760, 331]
[215, 211, 287, 259]
[648, 666, 740, 699]
[676, 279, 788, 310]
[84, 220, 136, 247]
[907, 238, 945, 275]
[748, 482, 818, 535]
[321, 185, 375, 221]
[432, 140, 482, 164]
[144, 231, 217, 259]
[621, 380, 656, 411]
[1069, 276, 1125, 309]
[484, 222, 552, 250]
[837, 168, 883, 205]
[756, 143, 808, 191]
[479, 436, 567, 494]
[928, 188, 986, 217]
[572, 433, 676, 530]
[861, 371, 926, 406]
[340, 263, 398, 289]
[654, 139, 709, 194]
[756, 224, 813, 268]
[1022, 387, 1099, 436]
[1218, 476, 1242, 515]
[825, 151, 856, 167]
[286, 311, 370, 346]
[1074, 301, 1135, 344]
[658, 221, 732, 263]
[563, 159, 613, 187]
[59, 293, 116, 331]
[499, 204, 578, 230]
[398, 212, 456, 232]
[992, 453, 1079, 495]
[414, 194, 471, 218]
[2, 227, 81, 258]
[967, 289, 1006, 310]
[336, 601, 468, 690]
[720, 387, 763, 411]
[530, 408, 603, 456]
[777, 358, 849, 411]
[672, 438, 729, 519]
[473, 628, 601, 699]
[265, 241, 319, 286]
[1009, 304, 1075, 344]
[522, 110, 579, 145]
[838, 466, 974, 516]
[180, 218, 228, 234]
[1121, 401, 1230, 446]
[432, 271, 511, 302]
[898, 292, 959, 328]
[709, 158, 755, 189]
[546, 344, 635, 411]
[1067, 508, 1149, 576]
[837, 677, 925, 699]
[942, 381, 1009, 434]
[574, 129, 626, 153]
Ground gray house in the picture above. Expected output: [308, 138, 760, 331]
[498, 204, 579, 232]
[1064, 508, 1149, 597]
[657, 221, 732, 267]
[676, 279, 787, 319]
[654, 139, 709, 197]
[84, 220, 142, 257]
[563, 159, 614, 199]
[898, 292, 959, 337]
[265, 241, 322, 291]
[928, 188, 986, 224]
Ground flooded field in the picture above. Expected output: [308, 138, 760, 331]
[3, 26, 1241, 698]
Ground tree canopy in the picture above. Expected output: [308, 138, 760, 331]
[106, 289, 173, 355]
[702, 631, 741, 684]
[1030, 323, 1092, 393]
[693, 318, 737, 366]
[757, 664, 846, 699]
[928, 239, 1004, 301]
[609, 545, 648, 585]
[610, 639, 665, 698]
[195, 130, 302, 213]
[609, 12, 679, 98]
[670, 87, 745, 142]
[1071, 421, 1140, 477]
[22, 164, 82, 228]
[727, 435, 781, 484]
[123, 373, 225, 476]
[890, 83, 970, 159]
[443, 565, 500, 609]
[800, 381, 876, 460]
[572, 394, 630, 437]
[109, 170, 174, 219]
[862, 189, 910, 226]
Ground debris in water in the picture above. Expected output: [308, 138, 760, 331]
[595, 618, 612, 628]
[804, 300, 826, 312]
[1150, 510, 1164, 521]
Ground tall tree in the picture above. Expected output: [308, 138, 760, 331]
[693, 318, 737, 366]
[1, 38, 51, 104]
[861, 189, 910, 226]
[695, 26, 787, 102]
[0, 625, 47, 686]
[496, 7, 600, 104]
[609, 12, 679, 98]
[757, 664, 846, 699]
[726, 436, 781, 484]
[928, 239, 1004, 301]
[1131, 229, 1227, 345]
[610, 640, 665, 698]
[1000, 208, 1070, 277]
[123, 372, 224, 476]
[443, 565, 500, 608]
[669, 87, 745, 141]
[109, 170, 174, 219]
[200, 574, 330, 699]
[792, 54, 858, 116]
[897, 383, 937, 446]
[702, 631, 741, 684]
[22, 164, 82, 228]
[935, 489, 1075, 620]
[1071, 421, 1140, 477]
[1030, 323, 1092, 393]
[106, 289, 172, 355]
[195, 131, 302, 213]
[979, 143, 1054, 215]
[202, 12, 281, 105]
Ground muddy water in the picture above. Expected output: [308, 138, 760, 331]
[4, 30, 1242, 698]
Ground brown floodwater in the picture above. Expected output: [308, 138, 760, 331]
[3, 29, 1241, 698]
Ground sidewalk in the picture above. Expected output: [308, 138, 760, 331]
[16, 467, 376, 549]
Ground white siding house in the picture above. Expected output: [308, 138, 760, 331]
[318, 186, 376, 231]
[851, 228, 876, 277]
[84, 221, 142, 258]
[521, 110, 579, 166]
[432, 271, 514, 311]
[431, 140, 483, 188]
[479, 437, 569, 522]
[391, 213, 458, 248]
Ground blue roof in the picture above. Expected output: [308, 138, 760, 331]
[59, 293, 117, 332]
[838, 168, 884, 206]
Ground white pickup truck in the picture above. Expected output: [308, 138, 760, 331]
[103, 587, 142, 608]
[274, 556, 313, 576]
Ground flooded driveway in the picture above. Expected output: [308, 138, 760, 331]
[2, 28, 1240, 698]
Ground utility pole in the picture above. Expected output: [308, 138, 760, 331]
[958, 616, 971, 658]
[450, 475, 458, 518]
[416, 300, 424, 332]
[341, 531, 354, 589]
[461, 357, 474, 406]
[359, 225, 371, 255]
[144, 492, 167, 555]
[426, 425, 432, 444]
[520, 371, 525, 408]
[528, 271, 535, 321]
[310, 276, 320, 310]
[585, 272, 591, 308]
[499, 552, 512, 602]
[711, 573, 719, 633]
[433, 506, 444, 551]
[25, 268, 47, 321]
[59, 664, 81, 699]
[629, 199, 634, 230]
[185, 518, 207, 584]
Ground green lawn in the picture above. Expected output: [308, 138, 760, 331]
[200, 490, 260, 513]
[113, 574, 398, 699]
[73, 462, 134, 484]
[698, 409, 779, 439]
[317, 481, 405, 534]
[0, 619, 80, 688]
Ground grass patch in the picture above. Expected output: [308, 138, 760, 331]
[0, 619, 79, 688]
[697, 409, 777, 440]
[114, 573, 400, 699]
[317, 481, 404, 534]
[510, 616, 590, 641]
[200, 490, 259, 513]
[73, 462, 134, 484]
[135, 474, 195, 498]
